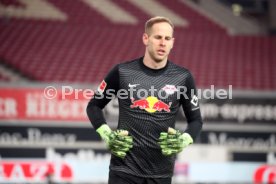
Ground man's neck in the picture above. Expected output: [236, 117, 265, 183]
[143, 54, 167, 70]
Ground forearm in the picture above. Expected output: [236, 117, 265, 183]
[185, 119, 203, 141]
[86, 101, 107, 130]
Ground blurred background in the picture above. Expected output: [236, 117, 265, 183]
[0, 0, 275, 183]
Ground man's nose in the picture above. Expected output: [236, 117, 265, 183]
[160, 39, 166, 46]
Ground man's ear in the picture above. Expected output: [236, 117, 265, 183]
[142, 33, 149, 46]
[171, 37, 175, 49]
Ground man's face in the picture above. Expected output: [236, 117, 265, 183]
[143, 22, 174, 63]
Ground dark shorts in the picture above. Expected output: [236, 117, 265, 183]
[108, 170, 172, 184]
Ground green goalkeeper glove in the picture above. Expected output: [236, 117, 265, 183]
[96, 124, 133, 158]
[158, 127, 193, 156]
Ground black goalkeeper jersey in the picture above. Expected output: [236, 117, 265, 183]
[87, 57, 202, 178]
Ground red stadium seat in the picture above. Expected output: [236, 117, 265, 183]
[0, 0, 275, 89]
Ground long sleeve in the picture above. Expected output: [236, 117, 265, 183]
[180, 72, 203, 140]
[86, 65, 120, 130]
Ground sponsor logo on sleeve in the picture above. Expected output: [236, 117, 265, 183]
[97, 80, 107, 94]
[191, 95, 199, 110]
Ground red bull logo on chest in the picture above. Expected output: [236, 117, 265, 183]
[130, 96, 172, 113]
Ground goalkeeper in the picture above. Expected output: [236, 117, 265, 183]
[86, 16, 202, 184]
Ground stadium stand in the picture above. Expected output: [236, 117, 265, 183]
[0, 73, 9, 81]
[0, 0, 275, 90]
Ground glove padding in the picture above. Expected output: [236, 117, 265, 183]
[97, 125, 133, 158]
[108, 130, 133, 158]
[158, 127, 193, 156]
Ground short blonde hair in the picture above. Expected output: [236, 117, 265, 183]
[145, 16, 174, 35]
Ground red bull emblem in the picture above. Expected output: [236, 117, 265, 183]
[153, 100, 172, 112]
[162, 85, 177, 95]
[130, 96, 171, 113]
[130, 98, 149, 109]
